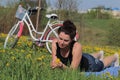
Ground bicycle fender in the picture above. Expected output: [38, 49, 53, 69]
[18, 22, 24, 37]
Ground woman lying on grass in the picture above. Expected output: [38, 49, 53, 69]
[50, 20, 119, 72]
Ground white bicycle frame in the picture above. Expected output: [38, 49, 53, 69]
[16, 7, 62, 43]
[4, 5, 79, 53]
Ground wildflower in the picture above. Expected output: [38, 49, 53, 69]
[21, 50, 25, 53]
[55, 58, 60, 64]
[37, 57, 42, 61]
[27, 42, 32, 46]
[1, 33, 7, 37]
[26, 54, 31, 58]
[2, 50, 5, 53]
[17, 41, 22, 45]
[10, 51, 13, 54]
[41, 55, 45, 59]
[94, 47, 101, 51]
[11, 56, 16, 60]
[37, 55, 45, 61]
[6, 63, 10, 67]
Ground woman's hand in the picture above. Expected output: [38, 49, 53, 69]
[50, 58, 63, 69]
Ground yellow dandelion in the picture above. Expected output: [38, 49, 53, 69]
[6, 63, 10, 67]
[21, 50, 25, 53]
[26, 54, 31, 58]
[41, 55, 45, 59]
[17, 41, 22, 44]
[10, 51, 13, 54]
[2, 50, 5, 53]
[55, 58, 60, 64]
[11, 56, 16, 60]
[37, 55, 45, 61]
[1, 33, 7, 37]
[37, 57, 42, 61]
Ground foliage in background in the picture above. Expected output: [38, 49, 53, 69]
[0, 0, 120, 47]
[86, 10, 111, 19]
[0, 6, 17, 33]
[0, 0, 48, 35]
[107, 19, 120, 47]
[85, 6, 112, 19]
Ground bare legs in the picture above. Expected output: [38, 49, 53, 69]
[102, 55, 116, 67]
[91, 51, 119, 68]
[91, 50, 104, 60]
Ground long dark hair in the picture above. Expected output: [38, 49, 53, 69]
[58, 20, 76, 40]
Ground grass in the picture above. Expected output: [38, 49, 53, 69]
[84, 19, 111, 30]
[76, 18, 119, 46]
[1, 5, 120, 79]
[0, 33, 120, 80]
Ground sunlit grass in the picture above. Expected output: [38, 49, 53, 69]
[0, 33, 120, 80]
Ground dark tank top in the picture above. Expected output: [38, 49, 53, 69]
[56, 41, 90, 71]
[56, 41, 103, 72]
[56, 41, 76, 65]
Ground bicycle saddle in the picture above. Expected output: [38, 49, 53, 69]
[46, 14, 58, 19]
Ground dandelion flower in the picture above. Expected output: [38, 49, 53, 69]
[37, 57, 42, 61]
[55, 58, 60, 64]
[6, 63, 10, 67]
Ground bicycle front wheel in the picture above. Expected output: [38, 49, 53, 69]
[46, 25, 61, 54]
[4, 23, 20, 49]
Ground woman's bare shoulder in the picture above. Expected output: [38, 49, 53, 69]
[72, 42, 82, 52]
[72, 42, 82, 56]
[74, 42, 82, 48]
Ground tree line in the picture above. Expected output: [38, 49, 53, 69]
[1, 0, 120, 47]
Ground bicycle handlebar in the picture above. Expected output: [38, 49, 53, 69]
[28, 7, 38, 15]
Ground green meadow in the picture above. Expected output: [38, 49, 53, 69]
[1, 4, 120, 80]
[0, 33, 120, 80]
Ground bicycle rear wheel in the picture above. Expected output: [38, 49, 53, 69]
[45, 24, 80, 54]
[46, 25, 60, 54]
[4, 23, 20, 49]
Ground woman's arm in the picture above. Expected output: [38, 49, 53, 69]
[50, 39, 68, 69]
[70, 42, 82, 69]
[50, 39, 58, 68]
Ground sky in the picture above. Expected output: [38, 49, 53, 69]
[0, 0, 18, 6]
[1, 0, 120, 11]
[47, 0, 120, 11]
[79, 0, 120, 11]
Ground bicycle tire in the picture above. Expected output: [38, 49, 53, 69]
[45, 24, 80, 54]
[46, 25, 61, 53]
[4, 23, 20, 49]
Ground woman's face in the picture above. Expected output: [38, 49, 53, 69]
[58, 32, 72, 48]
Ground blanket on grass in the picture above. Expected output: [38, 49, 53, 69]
[85, 66, 120, 77]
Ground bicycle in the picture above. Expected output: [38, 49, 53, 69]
[4, 5, 79, 54]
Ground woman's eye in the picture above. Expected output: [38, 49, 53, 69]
[59, 37, 69, 42]
[64, 40, 69, 42]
